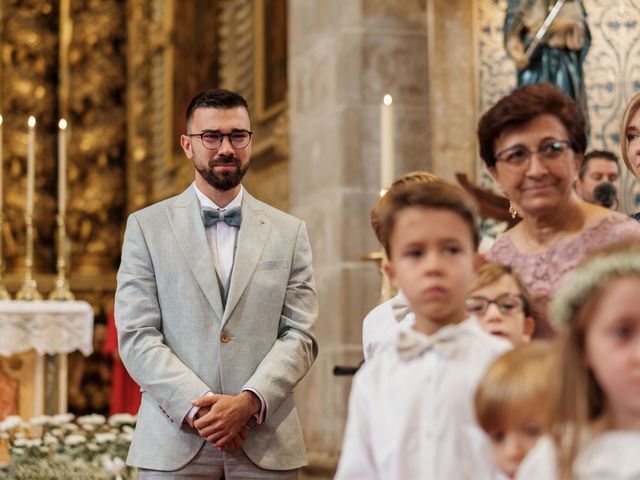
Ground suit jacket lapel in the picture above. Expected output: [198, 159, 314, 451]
[167, 185, 224, 321]
[223, 192, 270, 324]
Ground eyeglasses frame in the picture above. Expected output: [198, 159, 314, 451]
[186, 129, 254, 150]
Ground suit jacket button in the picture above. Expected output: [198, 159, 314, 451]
[220, 333, 231, 343]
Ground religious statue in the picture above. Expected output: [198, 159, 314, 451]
[504, 0, 591, 120]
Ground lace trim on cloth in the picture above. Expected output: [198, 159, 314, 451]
[632, 212, 640, 222]
[0, 300, 94, 356]
[486, 212, 640, 337]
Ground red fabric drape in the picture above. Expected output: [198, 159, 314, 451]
[103, 312, 141, 415]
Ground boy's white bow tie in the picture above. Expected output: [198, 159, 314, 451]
[395, 327, 460, 361]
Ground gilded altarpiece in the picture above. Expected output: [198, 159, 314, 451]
[477, 0, 640, 213]
[0, 0, 127, 418]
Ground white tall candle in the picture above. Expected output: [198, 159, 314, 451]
[58, 119, 67, 216]
[27, 116, 36, 215]
[380, 94, 395, 192]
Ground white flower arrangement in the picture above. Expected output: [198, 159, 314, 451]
[0, 413, 138, 480]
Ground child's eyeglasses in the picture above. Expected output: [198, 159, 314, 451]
[465, 293, 525, 316]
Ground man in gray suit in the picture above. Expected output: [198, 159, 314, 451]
[115, 89, 318, 479]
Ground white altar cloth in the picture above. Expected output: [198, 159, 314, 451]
[0, 300, 94, 357]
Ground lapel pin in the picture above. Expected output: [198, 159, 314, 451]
[258, 217, 265, 224]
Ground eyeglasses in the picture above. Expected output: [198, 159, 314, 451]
[187, 130, 253, 150]
[494, 139, 573, 172]
[465, 293, 525, 317]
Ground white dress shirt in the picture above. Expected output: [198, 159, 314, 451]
[517, 432, 640, 480]
[336, 317, 511, 480]
[362, 291, 414, 362]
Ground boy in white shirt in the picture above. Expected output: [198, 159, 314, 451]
[336, 180, 511, 479]
[362, 171, 437, 361]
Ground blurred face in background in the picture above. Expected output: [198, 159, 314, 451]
[575, 157, 619, 204]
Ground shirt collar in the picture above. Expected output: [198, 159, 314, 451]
[194, 182, 244, 211]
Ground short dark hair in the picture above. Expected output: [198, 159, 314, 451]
[477, 83, 587, 168]
[578, 150, 619, 179]
[185, 89, 250, 126]
[377, 180, 480, 257]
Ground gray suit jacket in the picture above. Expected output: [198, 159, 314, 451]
[115, 185, 318, 471]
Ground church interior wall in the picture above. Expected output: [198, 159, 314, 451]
[0, 0, 639, 477]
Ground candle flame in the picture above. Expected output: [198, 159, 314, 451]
[28, 116, 36, 128]
[383, 94, 393, 106]
[379, 188, 388, 198]
[0, 115, 3, 125]
[59, 119, 67, 130]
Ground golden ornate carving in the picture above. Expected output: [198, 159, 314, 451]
[65, 0, 126, 274]
[1, 0, 58, 273]
[126, 0, 156, 211]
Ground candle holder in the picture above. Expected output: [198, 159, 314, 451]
[362, 249, 395, 303]
[49, 213, 74, 300]
[16, 212, 42, 300]
[0, 213, 11, 300]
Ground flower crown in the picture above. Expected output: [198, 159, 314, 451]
[550, 244, 640, 329]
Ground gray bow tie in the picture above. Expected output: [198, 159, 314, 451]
[202, 207, 242, 227]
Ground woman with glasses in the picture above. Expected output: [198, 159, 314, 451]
[477, 83, 640, 337]
[620, 91, 640, 221]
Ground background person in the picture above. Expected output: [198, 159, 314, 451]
[574, 150, 620, 209]
[362, 170, 438, 362]
[478, 83, 640, 337]
[517, 241, 640, 479]
[466, 262, 535, 346]
[620, 90, 640, 221]
[475, 342, 555, 478]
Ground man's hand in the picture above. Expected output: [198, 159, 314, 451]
[218, 427, 250, 452]
[192, 404, 248, 451]
[192, 391, 261, 448]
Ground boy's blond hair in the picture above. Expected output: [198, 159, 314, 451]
[470, 262, 532, 317]
[475, 341, 555, 434]
[377, 180, 479, 257]
[371, 171, 438, 243]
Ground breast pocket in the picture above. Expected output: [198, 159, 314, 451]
[255, 259, 289, 271]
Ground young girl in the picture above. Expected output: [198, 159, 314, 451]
[517, 241, 640, 479]
[475, 342, 555, 478]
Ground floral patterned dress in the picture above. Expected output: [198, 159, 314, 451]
[486, 212, 640, 337]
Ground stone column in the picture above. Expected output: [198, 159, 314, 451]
[427, 0, 478, 181]
[289, 0, 431, 472]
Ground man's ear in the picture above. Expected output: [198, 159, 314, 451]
[180, 134, 194, 159]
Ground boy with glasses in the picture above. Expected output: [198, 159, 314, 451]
[466, 262, 535, 346]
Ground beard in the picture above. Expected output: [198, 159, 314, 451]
[196, 155, 249, 191]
